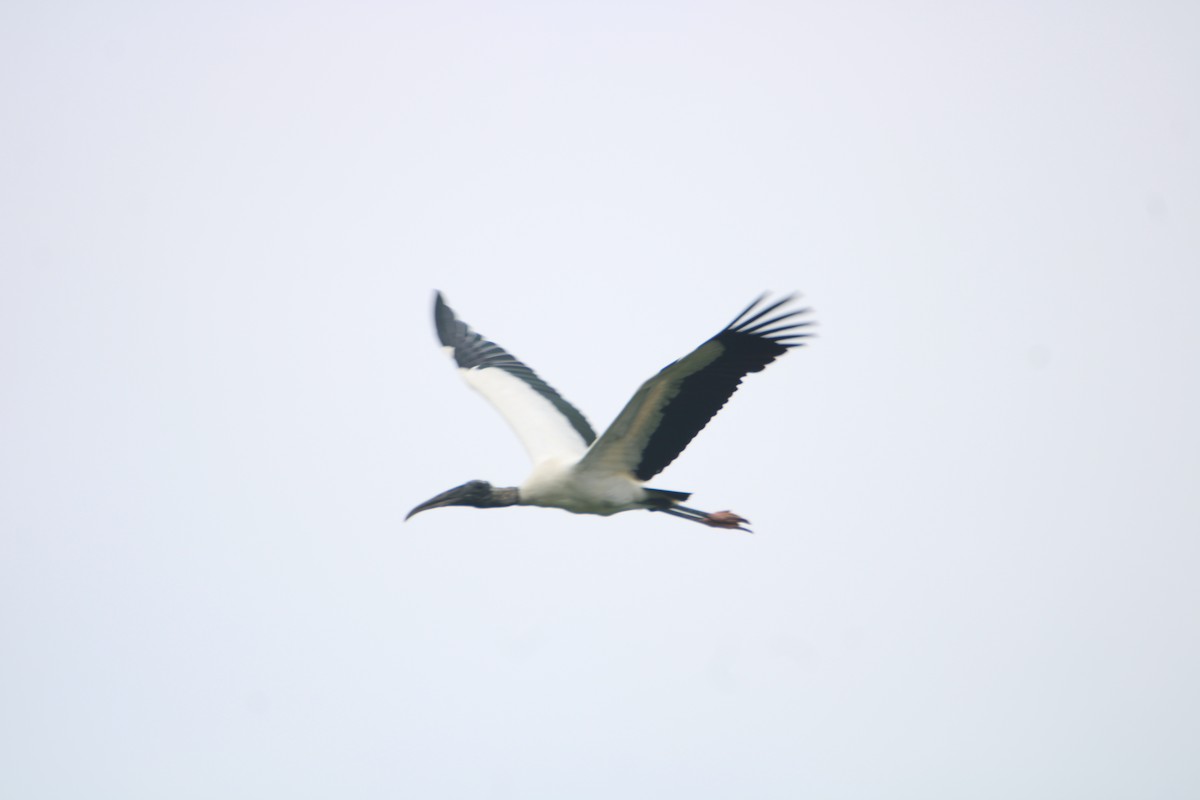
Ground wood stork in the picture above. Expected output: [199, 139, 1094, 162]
[406, 292, 813, 532]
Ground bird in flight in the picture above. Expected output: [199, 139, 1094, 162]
[406, 292, 813, 532]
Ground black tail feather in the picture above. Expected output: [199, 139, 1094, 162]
[644, 487, 692, 508]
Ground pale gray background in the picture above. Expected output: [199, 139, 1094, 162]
[3, 2, 1198, 798]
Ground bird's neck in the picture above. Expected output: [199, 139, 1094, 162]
[488, 487, 520, 508]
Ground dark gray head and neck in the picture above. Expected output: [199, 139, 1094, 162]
[405, 480, 520, 521]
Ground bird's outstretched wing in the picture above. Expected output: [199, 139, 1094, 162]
[434, 292, 596, 463]
[579, 294, 812, 480]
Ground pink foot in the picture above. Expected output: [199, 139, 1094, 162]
[703, 510, 751, 531]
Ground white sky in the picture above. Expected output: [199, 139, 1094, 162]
[3, 1, 1199, 797]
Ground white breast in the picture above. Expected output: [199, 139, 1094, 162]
[520, 458, 646, 515]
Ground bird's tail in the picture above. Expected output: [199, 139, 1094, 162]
[643, 487, 692, 508]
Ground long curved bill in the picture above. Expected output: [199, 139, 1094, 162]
[405, 484, 472, 521]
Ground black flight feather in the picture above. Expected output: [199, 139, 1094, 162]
[633, 293, 813, 481]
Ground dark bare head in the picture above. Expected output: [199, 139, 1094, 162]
[405, 480, 519, 520]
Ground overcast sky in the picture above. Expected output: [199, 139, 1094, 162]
[3, 1, 1199, 798]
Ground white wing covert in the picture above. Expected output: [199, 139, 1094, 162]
[434, 292, 596, 464]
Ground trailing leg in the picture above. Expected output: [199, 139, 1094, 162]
[654, 504, 752, 533]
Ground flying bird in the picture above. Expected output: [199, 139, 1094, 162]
[406, 292, 814, 532]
